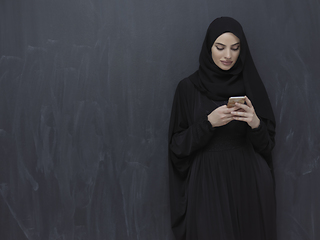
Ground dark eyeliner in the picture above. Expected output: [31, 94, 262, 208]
[216, 45, 224, 50]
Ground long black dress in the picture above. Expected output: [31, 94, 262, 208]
[168, 78, 277, 240]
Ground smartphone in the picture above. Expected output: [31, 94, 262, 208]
[227, 96, 245, 108]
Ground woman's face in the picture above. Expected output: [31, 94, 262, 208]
[211, 32, 240, 70]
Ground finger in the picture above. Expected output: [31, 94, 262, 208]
[235, 102, 251, 112]
[245, 96, 253, 108]
[231, 111, 247, 117]
[233, 106, 242, 111]
[223, 113, 235, 119]
[231, 111, 253, 119]
[219, 105, 231, 113]
[233, 116, 249, 122]
[223, 107, 237, 113]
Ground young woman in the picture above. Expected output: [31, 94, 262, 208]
[168, 17, 277, 240]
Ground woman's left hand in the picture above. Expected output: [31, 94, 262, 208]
[231, 96, 260, 129]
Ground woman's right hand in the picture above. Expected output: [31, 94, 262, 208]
[207, 105, 238, 128]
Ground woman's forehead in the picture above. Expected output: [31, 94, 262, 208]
[214, 32, 240, 44]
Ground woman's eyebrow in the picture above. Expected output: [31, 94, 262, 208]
[215, 42, 240, 46]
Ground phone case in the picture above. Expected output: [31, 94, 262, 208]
[227, 97, 245, 108]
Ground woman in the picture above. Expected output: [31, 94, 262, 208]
[168, 17, 277, 240]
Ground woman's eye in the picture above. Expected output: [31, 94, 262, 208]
[232, 46, 240, 51]
[216, 46, 224, 51]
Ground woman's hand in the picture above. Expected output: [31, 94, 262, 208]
[231, 96, 260, 129]
[208, 105, 238, 128]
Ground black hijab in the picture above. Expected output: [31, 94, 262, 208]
[190, 17, 275, 124]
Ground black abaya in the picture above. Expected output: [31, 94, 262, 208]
[169, 78, 277, 240]
[168, 17, 277, 240]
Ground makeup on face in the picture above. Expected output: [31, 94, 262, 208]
[211, 32, 240, 70]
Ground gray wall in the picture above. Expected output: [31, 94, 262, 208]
[1, 0, 319, 239]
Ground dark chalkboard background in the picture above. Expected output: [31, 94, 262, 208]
[1, 0, 319, 239]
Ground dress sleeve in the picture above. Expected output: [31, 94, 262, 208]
[168, 79, 215, 239]
[247, 117, 276, 159]
[170, 116, 215, 158]
[169, 80, 215, 163]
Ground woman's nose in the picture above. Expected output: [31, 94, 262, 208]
[225, 50, 231, 59]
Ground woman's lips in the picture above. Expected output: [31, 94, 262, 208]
[221, 60, 233, 66]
